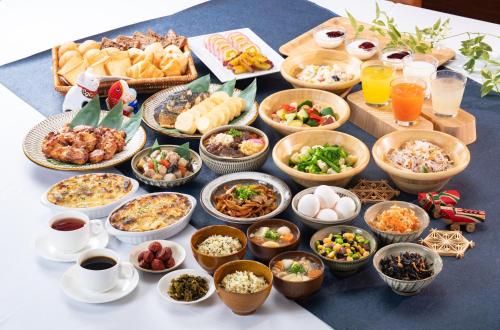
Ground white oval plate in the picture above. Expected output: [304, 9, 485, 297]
[157, 269, 215, 305]
[129, 240, 186, 273]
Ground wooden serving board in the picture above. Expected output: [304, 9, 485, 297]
[279, 17, 455, 66]
[347, 90, 476, 145]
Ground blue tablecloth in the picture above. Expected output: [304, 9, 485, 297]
[1, 0, 499, 329]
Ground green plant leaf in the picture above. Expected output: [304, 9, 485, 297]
[238, 79, 257, 111]
[70, 96, 101, 128]
[149, 139, 160, 155]
[481, 68, 492, 79]
[217, 79, 236, 96]
[99, 102, 124, 129]
[480, 83, 494, 97]
[186, 74, 210, 93]
[47, 158, 80, 167]
[463, 58, 476, 72]
[174, 142, 191, 160]
[121, 106, 143, 143]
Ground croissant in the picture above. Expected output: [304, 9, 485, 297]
[160, 57, 182, 76]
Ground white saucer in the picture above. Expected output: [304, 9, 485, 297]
[35, 226, 109, 262]
[61, 264, 139, 304]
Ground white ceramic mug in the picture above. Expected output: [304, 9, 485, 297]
[48, 211, 102, 253]
[77, 248, 133, 292]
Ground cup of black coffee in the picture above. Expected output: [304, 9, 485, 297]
[48, 211, 103, 252]
[77, 248, 133, 292]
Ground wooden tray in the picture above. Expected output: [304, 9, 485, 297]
[347, 90, 476, 145]
[279, 17, 455, 66]
[52, 45, 198, 96]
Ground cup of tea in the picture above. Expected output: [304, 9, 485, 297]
[77, 248, 134, 292]
[48, 211, 102, 253]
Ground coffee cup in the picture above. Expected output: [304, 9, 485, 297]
[48, 211, 102, 252]
[76, 248, 133, 292]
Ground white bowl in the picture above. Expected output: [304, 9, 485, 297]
[41, 173, 139, 219]
[157, 269, 215, 304]
[105, 192, 196, 244]
[129, 240, 186, 273]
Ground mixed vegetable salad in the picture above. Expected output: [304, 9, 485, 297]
[289, 144, 357, 174]
[271, 100, 338, 127]
[314, 231, 371, 262]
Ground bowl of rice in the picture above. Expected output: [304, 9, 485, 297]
[364, 201, 430, 245]
[191, 225, 247, 274]
[214, 260, 273, 315]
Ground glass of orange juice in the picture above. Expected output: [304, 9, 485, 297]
[361, 63, 394, 107]
[391, 77, 426, 126]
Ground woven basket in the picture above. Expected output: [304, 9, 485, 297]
[52, 44, 198, 96]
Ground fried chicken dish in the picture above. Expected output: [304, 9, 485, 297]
[42, 124, 126, 165]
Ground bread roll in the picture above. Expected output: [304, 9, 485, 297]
[102, 47, 120, 56]
[78, 40, 100, 55]
[83, 49, 101, 62]
[59, 50, 81, 67]
[58, 41, 78, 57]
[160, 58, 182, 76]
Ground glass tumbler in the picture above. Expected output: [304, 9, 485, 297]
[430, 70, 467, 117]
[391, 77, 426, 126]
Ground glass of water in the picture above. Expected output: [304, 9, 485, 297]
[430, 70, 467, 117]
[403, 54, 439, 99]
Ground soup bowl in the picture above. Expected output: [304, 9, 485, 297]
[247, 219, 300, 263]
[258, 88, 350, 135]
[272, 130, 370, 187]
[269, 251, 325, 300]
[199, 125, 269, 175]
[310, 225, 377, 276]
[280, 49, 361, 95]
[214, 260, 273, 315]
[191, 225, 247, 274]
[372, 130, 470, 194]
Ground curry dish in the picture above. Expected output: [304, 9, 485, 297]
[109, 193, 191, 232]
[47, 173, 133, 208]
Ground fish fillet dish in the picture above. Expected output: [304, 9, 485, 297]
[42, 124, 126, 165]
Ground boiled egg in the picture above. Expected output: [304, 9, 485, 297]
[316, 209, 338, 221]
[314, 185, 340, 209]
[334, 196, 356, 218]
[297, 194, 320, 217]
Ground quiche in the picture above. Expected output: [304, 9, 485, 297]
[47, 173, 133, 208]
[109, 193, 191, 232]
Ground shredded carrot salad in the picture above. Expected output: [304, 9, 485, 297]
[370, 205, 420, 233]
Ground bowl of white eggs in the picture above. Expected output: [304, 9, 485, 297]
[292, 185, 361, 229]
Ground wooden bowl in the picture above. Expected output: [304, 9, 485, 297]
[258, 88, 350, 135]
[272, 130, 370, 187]
[269, 251, 324, 300]
[372, 130, 470, 194]
[214, 260, 273, 315]
[246, 219, 300, 262]
[280, 49, 361, 95]
[191, 225, 247, 274]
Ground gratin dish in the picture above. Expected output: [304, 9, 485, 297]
[200, 172, 292, 225]
[131, 144, 202, 188]
[213, 260, 273, 315]
[272, 130, 370, 187]
[310, 225, 377, 275]
[258, 88, 350, 135]
[373, 243, 443, 296]
[199, 125, 269, 175]
[269, 251, 325, 300]
[247, 219, 300, 262]
[364, 201, 430, 245]
[280, 49, 361, 96]
[40, 173, 139, 219]
[105, 192, 196, 244]
[191, 225, 247, 274]
[372, 130, 470, 194]
[292, 186, 361, 229]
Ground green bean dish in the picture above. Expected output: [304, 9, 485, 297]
[289, 144, 357, 174]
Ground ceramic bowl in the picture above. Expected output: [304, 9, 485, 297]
[258, 88, 350, 136]
[157, 269, 216, 304]
[105, 192, 196, 244]
[269, 251, 325, 300]
[247, 219, 300, 262]
[214, 260, 273, 315]
[372, 130, 470, 194]
[292, 186, 361, 230]
[191, 225, 247, 274]
[364, 201, 430, 245]
[200, 172, 292, 225]
[131, 144, 202, 188]
[272, 130, 370, 187]
[280, 49, 362, 96]
[310, 225, 377, 276]
[199, 125, 269, 175]
[40, 173, 139, 220]
[373, 243, 443, 296]
[129, 240, 186, 273]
